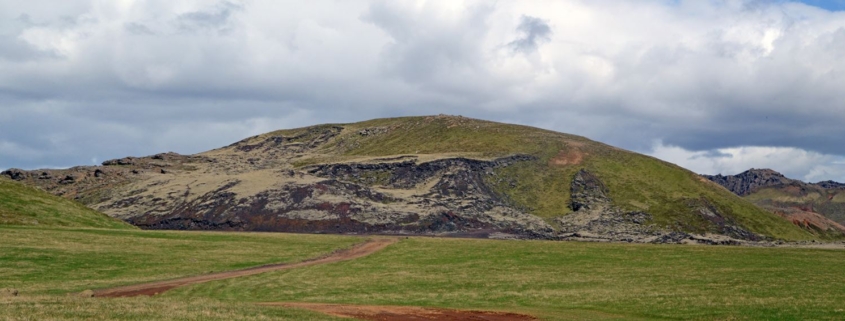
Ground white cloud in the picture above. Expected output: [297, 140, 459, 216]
[1, 0, 845, 182]
[648, 141, 845, 182]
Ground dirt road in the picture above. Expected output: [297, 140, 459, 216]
[262, 302, 537, 321]
[94, 238, 397, 298]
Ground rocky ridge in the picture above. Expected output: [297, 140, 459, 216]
[703, 169, 845, 236]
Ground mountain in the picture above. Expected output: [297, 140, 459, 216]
[703, 169, 845, 237]
[0, 177, 135, 229]
[2, 115, 820, 242]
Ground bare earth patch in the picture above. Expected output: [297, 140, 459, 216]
[262, 302, 537, 321]
[94, 238, 397, 298]
[549, 147, 585, 167]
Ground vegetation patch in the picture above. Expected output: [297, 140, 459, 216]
[0, 178, 133, 229]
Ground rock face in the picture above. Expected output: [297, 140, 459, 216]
[123, 155, 554, 239]
[559, 170, 761, 243]
[703, 169, 793, 196]
[704, 169, 845, 235]
[569, 169, 610, 211]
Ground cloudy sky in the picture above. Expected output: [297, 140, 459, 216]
[2, 0, 845, 182]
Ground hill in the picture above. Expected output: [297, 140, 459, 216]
[0, 177, 134, 229]
[703, 169, 845, 238]
[2, 115, 820, 242]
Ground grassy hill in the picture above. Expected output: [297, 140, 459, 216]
[0, 178, 134, 229]
[8, 115, 819, 241]
[257, 115, 815, 241]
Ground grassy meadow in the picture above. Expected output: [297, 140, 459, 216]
[0, 226, 359, 321]
[170, 237, 845, 320]
[2, 226, 844, 320]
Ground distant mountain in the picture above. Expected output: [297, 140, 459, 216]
[0, 177, 135, 229]
[703, 169, 845, 237]
[703, 169, 793, 196]
[3, 115, 822, 242]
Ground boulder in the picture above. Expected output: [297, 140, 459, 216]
[1, 169, 26, 181]
[103, 157, 136, 166]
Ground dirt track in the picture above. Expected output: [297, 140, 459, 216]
[261, 302, 537, 321]
[94, 238, 397, 298]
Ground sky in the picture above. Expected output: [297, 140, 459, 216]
[1, 0, 845, 183]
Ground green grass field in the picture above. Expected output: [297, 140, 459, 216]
[170, 237, 845, 320]
[0, 227, 360, 321]
[2, 226, 844, 320]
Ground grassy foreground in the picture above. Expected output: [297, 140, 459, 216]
[0, 226, 359, 321]
[3, 227, 845, 320]
[172, 237, 845, 320]
[0, 227, 359, 294]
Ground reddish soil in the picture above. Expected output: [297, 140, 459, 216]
[549, 148, 585, 167]
[94, 238, 397, 298]
[262, 302, 537, 321]
[778, 210, 845, 233]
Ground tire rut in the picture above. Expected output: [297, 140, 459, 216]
[260, 302, 538, 321]
[93, 238, 398, 298]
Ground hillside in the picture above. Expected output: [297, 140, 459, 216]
[2, 115, 820, 242]
[704, 169, 845, 238]
[0, 178, 134, 229]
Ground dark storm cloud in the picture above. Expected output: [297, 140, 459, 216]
[1, 0, 844, 181]
[508, 15, 551, 54]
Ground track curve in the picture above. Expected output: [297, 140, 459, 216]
[94, 237, 397, 298]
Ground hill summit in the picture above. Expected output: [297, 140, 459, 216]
[3, 115, 822, 242]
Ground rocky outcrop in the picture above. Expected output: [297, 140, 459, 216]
[230, 126, 343, 153]
[559, 169, 762, 243]
[306, 155, 536, 189]
[704, 168, 845, 232]
[557, 169, 659, 242]
[1, 169, 27, 181]
[815, 180, 845, 189]
[685, 197, 761, 241]
[3, 153, 210, 203]
[122, 155, 554, 239]
[702, 169, 794, 196]
[569, 169, 610, 211]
